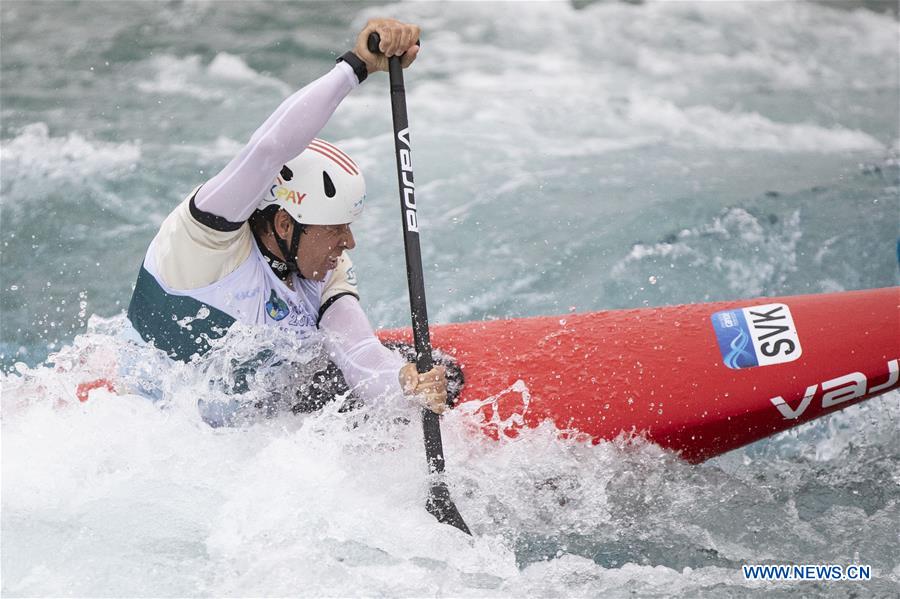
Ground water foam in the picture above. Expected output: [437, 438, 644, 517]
[612, 207, 804, 298]
[135, 53, 290, 100]
[0, 123, 140, 189]
[3, 328, 898, 596]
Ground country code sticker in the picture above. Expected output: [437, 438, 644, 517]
[711, 303, 802, 369]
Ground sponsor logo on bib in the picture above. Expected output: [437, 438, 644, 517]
[711, 303, 802, 369]
[265, 290, 290, 321]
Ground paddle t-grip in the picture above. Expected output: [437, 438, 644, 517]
[366, 32, 420, 56]
[367, 32, 380, 54]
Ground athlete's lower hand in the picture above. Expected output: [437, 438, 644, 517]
[354, 18, 420, 74]
[399, 363, 448, 414]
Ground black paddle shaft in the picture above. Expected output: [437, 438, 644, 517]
[367, 32, 471, 535]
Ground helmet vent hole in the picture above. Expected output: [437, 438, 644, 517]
[280, 165, 293, 181]
[323, 171, 336, 198]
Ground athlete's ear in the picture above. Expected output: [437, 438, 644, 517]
[274, 209, 294, 238]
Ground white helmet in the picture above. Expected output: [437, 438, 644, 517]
[257, 138, 365, 225]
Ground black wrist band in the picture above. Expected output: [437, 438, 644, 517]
[336, 51, 367, 83]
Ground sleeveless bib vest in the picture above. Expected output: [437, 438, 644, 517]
[127, 238, 324, 362]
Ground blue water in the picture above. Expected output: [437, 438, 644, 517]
[2, 1, 899, 597]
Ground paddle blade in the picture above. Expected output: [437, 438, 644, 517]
[427, 482, 471, 535]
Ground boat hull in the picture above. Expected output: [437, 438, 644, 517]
[378, 287, 900, 462]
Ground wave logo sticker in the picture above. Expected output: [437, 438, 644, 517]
[265, 290, 290, 321]
[711, 303, 802, 369]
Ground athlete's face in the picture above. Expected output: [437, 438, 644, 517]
[296, 222, 356, 280]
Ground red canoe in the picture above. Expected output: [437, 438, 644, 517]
[379, 287, 899, 462]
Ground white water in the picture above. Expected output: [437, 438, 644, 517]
[3, 315, 899, 596]
[3, 1, 899, 596]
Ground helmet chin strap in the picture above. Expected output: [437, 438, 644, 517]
[255, 213, 306, 281]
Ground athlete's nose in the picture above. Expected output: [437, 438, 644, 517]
[342, 226, 356, 250]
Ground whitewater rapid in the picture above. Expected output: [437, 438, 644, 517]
[3, 1, 899, 596]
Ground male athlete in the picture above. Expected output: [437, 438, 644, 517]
[126, 19, 448, 424]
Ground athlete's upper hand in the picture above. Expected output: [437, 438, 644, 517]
[353, 18, 420, 74]
[399, 363, 448, 414]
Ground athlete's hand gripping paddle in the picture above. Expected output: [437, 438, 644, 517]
[368, 32, 471, 536]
